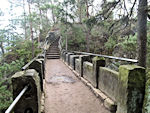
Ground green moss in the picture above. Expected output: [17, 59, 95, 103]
[84, 62, 93, 71]
[12, 71, 25, 78]
[92, 56, 105, 61]
[143, 72, 150, 113]
[118, 65, 145, 113]
[119, 65, 145, 88]
[120, 65, 144, 70]
[119, 66, 129, 87]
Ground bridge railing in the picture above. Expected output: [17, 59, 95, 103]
[60, 50, 145, 113]
[5, 52, 45, 113]
[5, 32, 55, 113]
[5, 85, 28, 113]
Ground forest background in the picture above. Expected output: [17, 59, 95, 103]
[0, 0, 149, 111]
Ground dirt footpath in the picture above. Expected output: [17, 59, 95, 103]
[44, 59, 109, 113]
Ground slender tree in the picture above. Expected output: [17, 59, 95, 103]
[23, 0, 27, 39]
[28, 0, 35, 58]
[137, 0, 148, 67]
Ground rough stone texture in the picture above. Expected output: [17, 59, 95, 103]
[12, 69, 41, 113]
[117, 65, 145, 113]
[104, 98, 117, 112]
[37, 54, 45, 59]
[66, 53, 74, 65]
[79, 55, 91, 77]
[70, 55, 79, 70]
[41, 93, 45, 113]
[143, 72, 150, 113]
[60, 50, 65, 59]
[63, 52, 68, 62]
[75, 58, 80, 74]
[37, 58, 45, 79]
[83, 61, 96, 86]
[92, 56, 105, 88]
[29, 59, 43, 91]
[98, 67, 119, 101]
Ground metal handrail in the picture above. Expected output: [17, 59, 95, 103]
[5, 85, 28, 113]
[72, 51, 138, 63]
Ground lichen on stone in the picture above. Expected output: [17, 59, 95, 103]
[92, 56, 105, 61]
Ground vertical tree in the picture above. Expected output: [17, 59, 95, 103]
[28, 0, 35, 58]
[137, 0, 147, 67]
[23, 0, 27, 39]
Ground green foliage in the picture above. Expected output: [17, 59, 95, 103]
[0, 79, 12, 111]
[60, 23, 86, 51]
[0, 38, 41, 111]
[121, 35, 137, 51]
[0, 59, 24, 78]
[5, 39, 41, 63]
[146, 34, 150, 67]
[105, 36, 117, 50]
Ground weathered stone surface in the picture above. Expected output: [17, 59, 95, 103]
[29, 59, 43, 91]
[143, 72, 150, 113]
[37, 54, 44, 59]
[66, 53, 74, 65]
[12, 69, 41, 113]
[104, 98, 117, 112]
[37, 58, 45, 79]
[83, 61, 96, 86]
[75, 58, 80, 74]
[117, 65, 145, 113]
[79, 55, 91, 77]
[70, 55, 79, 70]
[60, 50, 65, 59]
[63, 52, 68, 62]
[98, 67, 119, 101]
[92, 56, 105, 88]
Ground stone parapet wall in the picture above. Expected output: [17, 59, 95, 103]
[98, 67, 119, 102]
[62, 51, 146, 113]
[75, 58, 80, 74]
[83, 62, 95, 87]
[70, 55, 79, 70]
[65, 53, 74, 65]
[12, 69, 41, 113]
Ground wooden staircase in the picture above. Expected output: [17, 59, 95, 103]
[46, 38, 60, 59]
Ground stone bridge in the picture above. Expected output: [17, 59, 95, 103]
[5, 31, 150, 113]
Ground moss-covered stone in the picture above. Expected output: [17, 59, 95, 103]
[92, 56, 105, 88]
[12, 69, 41, 113]
[98, 67, 119, 102]
[83, 62, 96, 87]
[70, 55, 79, 70]
[92, 56, 105, 61]
[29, 59, 43, 91]
[79, 55, 91, 77]
[143, 72, 150, 113]
[117, 65, 145, 113]
[75, 58, 80, 74]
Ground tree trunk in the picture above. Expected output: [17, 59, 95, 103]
[0, 42, 4, 56]
[77, 0, 82, 23]
[137, 0, 147, 67]
[37, 2, 42, 47]
[23, 0, 27, 39]
[28, 1, 35, 58]
[85, 0, 90, 52]
[50, 0, 55, 24]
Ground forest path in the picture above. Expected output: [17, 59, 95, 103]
[44, 59, 109, 113]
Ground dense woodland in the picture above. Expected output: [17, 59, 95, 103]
[0, 0, 149, 111]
